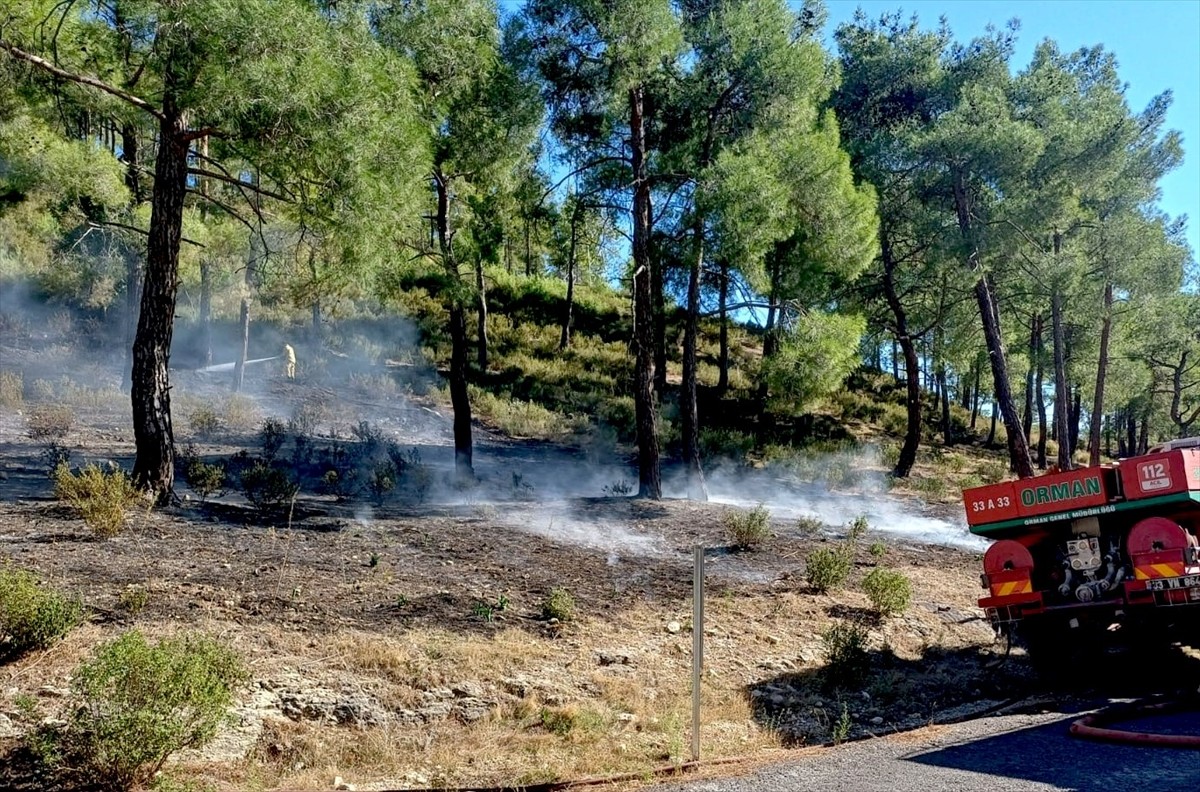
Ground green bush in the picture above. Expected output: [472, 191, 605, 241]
[868, 541, 887, 558]
[0, 566, 83, 657]
[47, 630, 245, 790]
[26, 404, 73, 440]
[240, 461, 299, 514]
[723, 504, 770, 550]
[53, 463, 141, 538]
[258, 418, 287, 462]
[805, 545, 853, 594]
[821, 620, 870, 688]
[187, 406, 221, 439]
[862, 567, 912, 618]
[180, 447, 226, 502]
[542, 587, 575, 622]
[0, 369, 22, 408]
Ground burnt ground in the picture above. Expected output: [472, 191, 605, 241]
[2, 339, 1175, 791]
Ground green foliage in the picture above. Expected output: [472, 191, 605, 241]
[542, 588, 575, 622]
[53, 463, 141, 538]
[821, 620, 870, 689]
[847, 515, 870, 542]
[239, 462, 299, 514]
[367, 462, 397, 505]
[188, 406, 222, 440]
[26, 404, 73, 440]
[862, 568, 912, 618]
[118, 586, 150, 617]
[869, 541, 887, 559]
[0, 369, 22, 408]
[761, 312, 868, 415]
[0, 566, 83, 658]
[805, 545, 853, 594]
[180, 446, 226, 502]
[723, 504, 771, 550]
[831, 703, 852, 744]
[259, 418, 287, 463]
[48, 630, 245, 791]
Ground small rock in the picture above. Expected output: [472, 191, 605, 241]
[0, 713, 20, 739]
[596, 649, 634, 666]
[870, 716, 884, 725]
[616, 713, 637, 722]
[38, 686, 70, 699]
[766, 635, 782, 645]
[451, 681, 486, 699]
[667, 621, 682, 634]
[333, 776, 357, 791]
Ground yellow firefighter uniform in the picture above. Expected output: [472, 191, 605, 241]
[284, 343, 296, 380]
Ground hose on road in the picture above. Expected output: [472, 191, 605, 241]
[1070, 697, 1200, 748]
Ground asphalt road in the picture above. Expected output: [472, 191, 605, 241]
[657, 705, 1200, 792]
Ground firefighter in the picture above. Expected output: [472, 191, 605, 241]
[283, 343, 296, 380]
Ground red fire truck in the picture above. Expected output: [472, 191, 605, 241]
[964, 440, 1200, 656]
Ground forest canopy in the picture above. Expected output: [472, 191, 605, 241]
[0, 0, 1193, 498]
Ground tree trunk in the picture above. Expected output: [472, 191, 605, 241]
[1022, 313, 1037, 443]
[1125, 411, 1136, 458]
[560, 207, 578, 350]
[892, 340, 899, 382]
[975, 277, 1035, 477]
[476, 257, 488, 371]
[987, 399, 998, 447]
[970, 360, 981, 430]
[629, 86, 660, 499]
[436, 170, 473, 478]
[681, 218, 708, 500]
[953, 170, 1033, 477]
[232, 296, 249, 393]
[935, 327, 952, 446]
[1069, 384, 1082, 461]
[1051, 285, 1071, 470]
[652, 236, 667, 398]
[1089, 282, 1113, 465]
[717, 259, 729, 393]
[199, 261, 212, 368]
[524, 219, 532, 277]
[120, 122, 143, 393]
[130, 109, 188, 500]
[1036, 329, 1047, 469]
[449, 304, 473, 474]
[881, 233, 920, 478]
[1139, 404, 1150, 454]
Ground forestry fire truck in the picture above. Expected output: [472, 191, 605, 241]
[964, 439, 1200, 656]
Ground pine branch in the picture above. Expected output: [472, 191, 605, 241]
[0, 40, 164, 121]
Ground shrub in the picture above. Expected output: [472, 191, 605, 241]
[862, 567, 912, 618]
[979, 461, 1008, 485]
[258, 418, 287, 462]
[869, 541, 887, 558]
[821, 620, 870, 688]
[602, 479, 633, 496]
[805, 545, 853, 594]
[26, 404, 73, 440]
[847, 515, 869, 542]
[797, 516, 825, 535]
[723, 504, 770, 550]
[188, 406, 221, 439]
[240, 462, 299, 514]
[542, 587, 575, 622]
[0, 369, 22, 408]
[221, 394, 259, 434]
[0, 566, 83, 657]
[48, 630, 245, 790]
[367, 462, 397, 505]
[183, 458, 226, 502]
[878, 441, 901, 470]
[40, 441, 72, 478]
[53, 463, 141, 538]
[118, 586, 149, 617]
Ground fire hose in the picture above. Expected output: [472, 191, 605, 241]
[1071, 697, 1200, 748]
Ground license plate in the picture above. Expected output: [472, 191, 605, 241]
[1146, 574, 1200, 591]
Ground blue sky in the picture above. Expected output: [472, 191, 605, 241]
[820, 0, 1200, 258]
